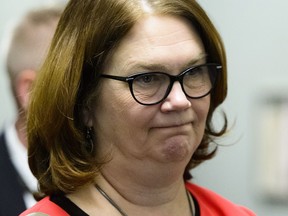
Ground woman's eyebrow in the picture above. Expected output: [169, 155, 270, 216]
[133, 63, 169, 72]
[184, 53, 208, 67]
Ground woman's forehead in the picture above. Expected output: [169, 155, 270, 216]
[103, 15, 205, 74]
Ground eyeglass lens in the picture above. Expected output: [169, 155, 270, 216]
[131, 64, 217, 105]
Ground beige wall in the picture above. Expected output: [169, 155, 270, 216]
[194, 1, 288, 216]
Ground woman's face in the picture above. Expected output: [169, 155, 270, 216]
[88, 15, 210, 166]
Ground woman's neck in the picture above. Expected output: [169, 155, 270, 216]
[94, 172, 191, 216]
[101, 150, 190, 198]
[67, 156, 193, 215]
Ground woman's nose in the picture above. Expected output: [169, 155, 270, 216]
[160, 82, 191, 112]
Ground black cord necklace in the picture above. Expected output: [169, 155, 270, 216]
[95, 184, 128, 216]
[95, 184, 194, 216]
[186, 189, 195, 216]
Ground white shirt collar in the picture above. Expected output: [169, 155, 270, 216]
[5, 124, 38, 193]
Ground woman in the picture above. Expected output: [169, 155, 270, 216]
[21, 0, 255, 215]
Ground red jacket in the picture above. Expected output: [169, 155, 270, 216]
[20, 182, 255, 215]
[185, 182, 255, 215]
[19, 197, 68, 216]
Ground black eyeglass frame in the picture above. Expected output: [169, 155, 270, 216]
[100, 63, 222, 106]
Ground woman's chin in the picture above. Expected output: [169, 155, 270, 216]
[159, 136, 193, 163]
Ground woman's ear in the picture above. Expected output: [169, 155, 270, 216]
[15, 69, 37, 111]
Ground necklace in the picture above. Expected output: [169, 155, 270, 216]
[95, 184, 194, 216]
[186, 189, 195, 216]
[95, 184, 128, 216]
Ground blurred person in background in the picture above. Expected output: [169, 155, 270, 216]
[0, 5, 62, 216]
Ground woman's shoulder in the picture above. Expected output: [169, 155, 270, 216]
[185, 182, 256, 216]
[19, 197, 69, 216]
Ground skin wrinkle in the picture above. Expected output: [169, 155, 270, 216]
[110, 53, 207, 78]
[102, 18, 205, 77]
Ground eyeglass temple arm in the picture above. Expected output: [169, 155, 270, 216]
[100, 74, 129, 82]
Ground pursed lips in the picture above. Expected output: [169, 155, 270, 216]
[150, 122, 193, 138]
[154, 121, 193, 129]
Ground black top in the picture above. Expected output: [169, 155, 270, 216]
[0, 133, 27, 216]
[50, 192, 200, 216]
[51, 194, 89, 216]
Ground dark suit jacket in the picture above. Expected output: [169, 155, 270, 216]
[0, 132, 27, 216]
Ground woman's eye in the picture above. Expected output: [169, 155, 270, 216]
[135, 74, 160, 85]
[141, 75, 153, 83]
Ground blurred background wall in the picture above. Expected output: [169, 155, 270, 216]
[1, 1, 288, 215]
[194, 1, 288, 216]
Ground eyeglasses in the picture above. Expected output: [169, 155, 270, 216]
[100, 63, 221, 106]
